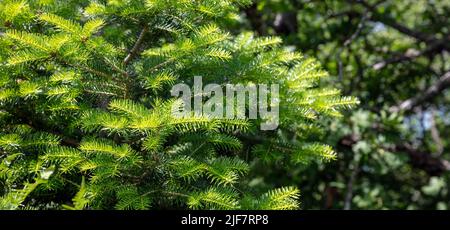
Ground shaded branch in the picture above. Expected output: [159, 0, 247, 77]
[430, 108, 444, 156]
[389, 143, 450, 176]
[391, 71, 450, 112]
[338, 9, 369, 82]
[58, 59, 111, 79]
[353, 0, 434, 40]
[343, 10, 368, 47]
[373, 39, 448, 70]
[343, 157, 359, 210]
[349, 0, 449, 50]
[339, 134, 450, 176]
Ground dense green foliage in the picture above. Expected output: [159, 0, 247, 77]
[0, 0, 358, 210]
[241, 0, 450, 209]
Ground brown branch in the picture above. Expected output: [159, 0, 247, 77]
[343, 157, 359, 210]
[105, 58, 129, 78]
[339, 135, 450, 176]
[352, 0, 431, 41]
[123, 25, 149, 66]
[372, 48, 421, 70]
[11, 107, 81, 148]
[77, 65, 111, 79]
[373, 40, 447, 70]
[349, 0, 449, 50]
[370, 15, 434, 43]
[327, 10, 360, 19]
[389, 143, 450, 176]
[430, 108, 444, 156]
[391, 71, 450, 112]
[148, 57, 176, 72]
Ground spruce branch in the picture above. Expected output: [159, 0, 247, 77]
[0, 0, 357, 210]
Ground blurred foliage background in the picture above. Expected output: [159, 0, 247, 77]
[238, 0, 450, 210]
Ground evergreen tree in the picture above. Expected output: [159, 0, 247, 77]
[0, 0, 357, 210]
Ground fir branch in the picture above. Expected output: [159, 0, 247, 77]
[123, 25, 149, 66]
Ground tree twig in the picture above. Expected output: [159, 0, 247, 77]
[352, 0, 449, 50]
[123, 25, 149, 66]
[337, 8, 369, 82]
[339, 135, 450, 176]
[390, 71, 450, 112]
[344, 156, 360, 210]
[372, 40, 447, 70]
[344, 10, 369, 47]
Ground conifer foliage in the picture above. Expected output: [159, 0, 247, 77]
[0, 0, 358, 210]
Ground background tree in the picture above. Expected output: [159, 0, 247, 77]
[240, 0, 450, 209]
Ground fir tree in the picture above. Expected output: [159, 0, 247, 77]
[0, 0, 358, 210]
